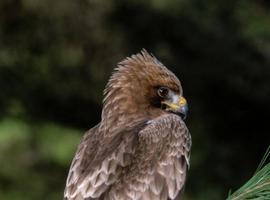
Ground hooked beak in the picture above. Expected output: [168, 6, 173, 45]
[162, 96, 188, 120]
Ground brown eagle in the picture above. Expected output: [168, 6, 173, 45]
[64, 50, 191, 200]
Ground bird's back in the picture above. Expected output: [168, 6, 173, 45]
[64, 115, 191, 200]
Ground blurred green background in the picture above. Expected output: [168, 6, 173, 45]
[0, 0, 270, 199]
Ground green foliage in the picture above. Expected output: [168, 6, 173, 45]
[38, 123, 82, 166]
[227, 146, 270, 200]
[0, 118, 81, 200]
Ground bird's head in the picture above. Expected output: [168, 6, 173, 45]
[102, 50, 188, 121]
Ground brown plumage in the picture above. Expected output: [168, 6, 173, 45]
[64, 50, 191, 200]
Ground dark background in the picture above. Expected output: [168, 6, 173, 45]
[0, 0, 269, 199]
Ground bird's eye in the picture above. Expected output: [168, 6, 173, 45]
[157, 87, 169, 98]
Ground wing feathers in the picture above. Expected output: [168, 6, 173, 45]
[64, 122, 145, 200]
[150, 173, 164, 195]
[103, 114, 191, 200]
[139, 114, 190, 200]
[65, 114, 191, 200]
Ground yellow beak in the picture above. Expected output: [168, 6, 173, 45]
[163, 96, 188, 119]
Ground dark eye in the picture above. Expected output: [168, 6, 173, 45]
[157, 87, 169, 98]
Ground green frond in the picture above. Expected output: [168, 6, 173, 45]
[227, 146, 270, 200]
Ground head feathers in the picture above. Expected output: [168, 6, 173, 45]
[102, 50, 182, 121]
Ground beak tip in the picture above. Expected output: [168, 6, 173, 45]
[179, 104, 188, 120]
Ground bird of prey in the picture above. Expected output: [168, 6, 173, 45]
[64, 50, 191, 200]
